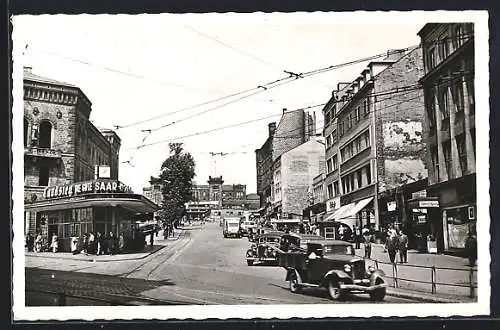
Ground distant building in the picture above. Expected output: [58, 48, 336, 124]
[255, 108, 316, 218]
[244, 193, 261, 210]
[320, 48, 428, 242]
[417, 23, 475, 254]
[142, 176, 164, 206]
[272, 138, 325, 221]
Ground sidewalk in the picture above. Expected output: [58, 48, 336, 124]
[25, 228, 184, 262]
[354, 243, 477, 302]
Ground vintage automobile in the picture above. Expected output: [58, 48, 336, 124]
[246, 231, 285, 266]
[279, 240, 387, 301]
[279, 232, 324, 252]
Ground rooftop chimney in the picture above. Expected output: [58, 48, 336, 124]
[268, 122, 277, 137]
[283, 108, 287, 114]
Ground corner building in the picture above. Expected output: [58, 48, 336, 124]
[418, 23, 476, 254]
[23, 68, 158, 250]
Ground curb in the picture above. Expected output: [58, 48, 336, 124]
[386, 288, 473, 303]
[26, 230, 186, 263]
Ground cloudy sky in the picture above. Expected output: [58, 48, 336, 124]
[14, 12, 448, 193]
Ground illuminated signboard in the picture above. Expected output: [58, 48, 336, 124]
[419, 200, 440, 208]
[43, 180, 133, 199]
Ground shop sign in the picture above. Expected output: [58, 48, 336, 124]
[326, 197, 340, 212]
[419, 200, 439, 208]
[43, 180, 133, 199]
[387, 201, 397, 212]
[417, 215, 427, 223]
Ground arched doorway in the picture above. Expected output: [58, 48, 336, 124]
[39, 120, 53, 148]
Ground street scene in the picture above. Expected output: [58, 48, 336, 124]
[13, 11, 488, 319]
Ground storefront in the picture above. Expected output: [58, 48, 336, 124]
[427, 173, 476, 254]
[24, 179, 160, 252]
[407, 197, 442, 253]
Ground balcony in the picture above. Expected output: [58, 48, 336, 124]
[24, 146, 62, 159]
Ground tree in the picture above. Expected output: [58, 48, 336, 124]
[158, 143, 195, 232]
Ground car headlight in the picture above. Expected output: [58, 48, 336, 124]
[344, 264, 352, 273]
[368, 265, 376, 273]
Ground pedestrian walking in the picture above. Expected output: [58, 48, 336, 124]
[150, 231, 154, 248]
[108, 232, 116, 255]
[34, 233, 42, 252]
[338, 225, 346, 241]
[464, 231, 477, 267]
[82, 233, 89, 255]
[26, 233, 34, 252]
[398, 230, 409, 263]
[88, 232, 95, 254]
[354, 225, 362, 249]
[386, 230, 399, 264]
[96, 232, 102, 255]
[119, 233, 124, 252]
[50, 233, 59, 253]
[71, 236, 79, 255]
[364, 231, 374, 259]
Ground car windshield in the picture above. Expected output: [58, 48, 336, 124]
[267, 237, 281, 243]
[228, 223, 239, 227]
[322, 245, 354, 255]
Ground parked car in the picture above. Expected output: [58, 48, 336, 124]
[278, 240, 387, 301]
[279, 232, 324, 252]
[246, 231, 285, 266]
[223, 217, 242, 238]
[240, 220, 257, 237]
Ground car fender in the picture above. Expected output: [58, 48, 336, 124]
[321, 269, 352, 287]
[285, 268, 302, 283]
[246, 249, 255, 257]
[370, 269, 385, 286]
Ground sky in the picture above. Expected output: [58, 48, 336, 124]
[13, 12, 431, 194]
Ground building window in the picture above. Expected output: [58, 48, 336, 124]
[339, 121, 344, 136]
[333, 181, 340, 196]
[327, 184, 333, 199]
[326, 135, 332, 149]
[332, 129, 337, 144]
[325, 110, 331, 124]
[466, 73, 475, 115]
[366, 165, 372, 185]
[327, 158, 332, 173]
[39, 120, 53, 148]
[439, 86, 450, 120]
[453, 24, 465, 49]
[438, 34, 449, 62]
[355, 106, 360, 121]
[363, 100, 368, 117]
[356, 169, 363, 189]
[456, 134, 467, 173]
[332, 154, 338, 171]
[453, 80, 465, 113]
[348, 113, 353, 129]
[426, 88, 437, 129]
[428, 47, 436, 70]
[24, 118, 29, 147]
[39, 166, 49, 186]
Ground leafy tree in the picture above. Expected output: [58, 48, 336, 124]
[158, 143, 195, 231]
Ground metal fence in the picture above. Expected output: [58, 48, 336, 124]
[364, 257, 477, 298]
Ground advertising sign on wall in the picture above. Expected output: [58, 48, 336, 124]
[43, 180, 133, 199]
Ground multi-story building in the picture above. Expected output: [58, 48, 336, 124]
[23, 67, 158, 250]
[222, 184, 247, 208]
[417, 23, 475, 254]
[255, 108, 316, 218]
[271, 138, 325, 223]
[320, 48, 428, 241]
[244, 193, 261, 210]
[142, 176, 164, 206]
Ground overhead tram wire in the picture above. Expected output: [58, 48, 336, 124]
[115, 48, 401, 132]
[123, 79, 447, 152]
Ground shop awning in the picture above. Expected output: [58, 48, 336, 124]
[323, 197, 374, 228]
[24, 194, 160, 213]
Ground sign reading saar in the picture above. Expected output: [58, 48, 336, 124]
[43, 180, 133, 199]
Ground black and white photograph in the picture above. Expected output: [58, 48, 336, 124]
[11, 10, 490, 320]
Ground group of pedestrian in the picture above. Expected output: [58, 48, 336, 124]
[81, 232, 121, 255]
[26, 232, 49, 252]
[384, 226, 409, 264]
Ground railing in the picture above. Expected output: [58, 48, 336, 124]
[359, 255, 477, 298]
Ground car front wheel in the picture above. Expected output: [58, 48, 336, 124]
[289, 272, 301, 293]
[247, 260, 254, 266]
[328, 279, 343, 300]
[369, 278, 386, 301]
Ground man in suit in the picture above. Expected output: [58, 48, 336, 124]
[398, 230, 409, 263]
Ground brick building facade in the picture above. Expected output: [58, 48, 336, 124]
[320, 48, 428, 241]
